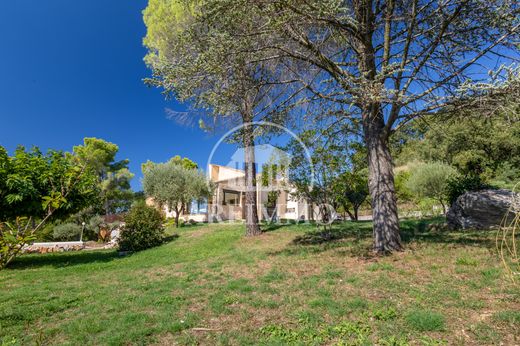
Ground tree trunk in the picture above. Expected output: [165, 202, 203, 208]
[174, 205, 183, 228]
[363, 109, 403, 254]
[353, 206, 359, 221]
[354, 2, 402, 253]
[344, 205, 356, 221]
[242, 120, 261, 236]
[439, 200, 446, 214]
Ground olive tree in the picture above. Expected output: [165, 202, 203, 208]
[142, 161, 211, 228]
[406, 162, 458, 213]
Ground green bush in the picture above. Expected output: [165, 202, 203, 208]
[406, 162, 457, 212]
[446, 175, 488, 205]
[119, 203, 165, 251]
[52, 222, 82, 241]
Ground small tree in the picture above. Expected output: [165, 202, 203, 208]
[333, 171, 369, 221]
[142, 161, 210, 228]
[406, 162, 458, 214]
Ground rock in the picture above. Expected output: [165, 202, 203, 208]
[447, 189, 519, 230]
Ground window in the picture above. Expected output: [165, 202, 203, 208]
[190, 199, 208, 214]
[223, 190, 240, 206]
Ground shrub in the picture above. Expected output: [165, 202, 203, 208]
[446, 174, 488, 205]
[406, 162, 457, 213]
[405, 309, 445, 331]
[53, 222, 82, 241]
[119, 203, 165, 251]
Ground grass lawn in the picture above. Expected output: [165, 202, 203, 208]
[1, 219, 519, 345]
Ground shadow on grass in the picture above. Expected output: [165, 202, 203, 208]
[8, 234, 180, 270]
[7, 250, 120, 270]
[399, 218, 496, 248]
[261, 222, 303, 233]
[270, 217, 497, 258]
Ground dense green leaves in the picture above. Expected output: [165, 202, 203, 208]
[406, 162, 458, 212]
[0, 146, 98, 221]
[119, 203, 165, 252]
[143, 160, 210, 227]
[0, 145, 99, 269]
[396, 113, 520, 188]
[74, 138, 134, 215]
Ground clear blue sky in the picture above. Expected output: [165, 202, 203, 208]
[0, 1, 236, 190]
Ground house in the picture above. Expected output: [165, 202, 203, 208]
[148, 163, 311, 223]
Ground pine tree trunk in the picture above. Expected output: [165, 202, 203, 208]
[242, 119, 261, 236]
[354, 2, 403, 253]
[364, 109, 403, 254]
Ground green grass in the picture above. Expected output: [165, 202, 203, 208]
[405, 309, 445, 332]
[1, 219, 519, 345]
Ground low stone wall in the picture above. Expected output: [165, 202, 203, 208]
[24, 242, 85, 254]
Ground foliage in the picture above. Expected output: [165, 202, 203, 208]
[333, 170, 369, 221]
[394, 170, 414, 203]
[416, 198, 444, 218]
[396, 110, 520, 185]
[52, 222, 82, 241]
[143, 0, 287, 236]
[285, 129, 349, 227]
[286, 128, 368, 224]
[74, 138, 134, 215]
[0, 145, 98, 269]
[142, 155, 197, 174]
[445, 174, 489, 206]
[53, 214, 120, 243]
[0, 219, 38, 269]
[406, 162, 458, 212]
[119, 203, 165, 252]
[166, 0, 519, 253]
[142, 161, 210, 227]
[0, 146, 98, 221]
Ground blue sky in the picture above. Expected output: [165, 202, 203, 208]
[0, 0, 237, 190]
[1, 2, 515, 191]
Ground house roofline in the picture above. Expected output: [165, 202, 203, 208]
[209, 163, 246, 174]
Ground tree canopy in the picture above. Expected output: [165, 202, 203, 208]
[0, 145, 99, 269]
[74, 138, 134, 215]
[396, 110, 520, 188]
[142, 160, 210, 227]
